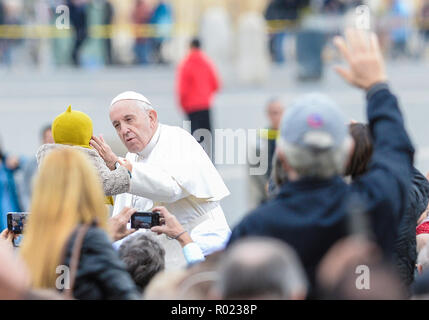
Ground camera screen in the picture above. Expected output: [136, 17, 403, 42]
[133, 214, 152, 229]
[7, 213, 29, 234]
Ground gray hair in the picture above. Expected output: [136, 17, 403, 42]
[118, 233, 165, 293]
[277, 134, 353, 179]
[217, 237, 308, 299]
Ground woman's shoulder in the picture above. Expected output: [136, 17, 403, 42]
[64, 225, 122, 278]
[65, 225, 112, 258]
[80, 225, 112, 250]
[68, 225, 140, 300]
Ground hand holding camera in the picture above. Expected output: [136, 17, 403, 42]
[108, 207, 137, 242]
[150, 206, 193, 247]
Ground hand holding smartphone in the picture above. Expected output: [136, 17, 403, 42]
[7, 212, 29, 235]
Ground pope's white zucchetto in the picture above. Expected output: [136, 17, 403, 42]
[110, 91, 153, 109]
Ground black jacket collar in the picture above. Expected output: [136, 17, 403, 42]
[277, 175, 344, 198]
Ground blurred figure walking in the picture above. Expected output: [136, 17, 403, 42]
[0, 142, 23, 231]
[249, 98, 285, 206]
[68, 0, 89, 67]
[19, 125, 53, 211]
[100, 0, 114, 65]
[176, 38, 220, 145]
[133, 0, 153, 64]
[149, 0, 173, 64]
[265, 0, 308, 64]
[385, 0, 411, 59]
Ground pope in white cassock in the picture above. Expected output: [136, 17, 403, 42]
[90, 91, 231, 269]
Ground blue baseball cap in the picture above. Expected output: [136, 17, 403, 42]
[279, 93, 348, 150]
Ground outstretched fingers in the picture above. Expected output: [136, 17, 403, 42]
[369, 32, 382, 57]
[334, 65, 354, 84]
[333, 36, 352, 63]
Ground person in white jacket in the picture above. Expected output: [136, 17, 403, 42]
[90, 91, 231, 269]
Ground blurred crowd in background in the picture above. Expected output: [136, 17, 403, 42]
[0, 0, 429, 70]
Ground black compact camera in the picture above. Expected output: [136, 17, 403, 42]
[7, 212, 29, 234]
[130, 211, 161, 229]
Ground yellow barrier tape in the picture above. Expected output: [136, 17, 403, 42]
[258, 129, 279, 141]
[0, 20, 294, 39]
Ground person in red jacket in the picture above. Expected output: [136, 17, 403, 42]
[176, 38, 220, 140]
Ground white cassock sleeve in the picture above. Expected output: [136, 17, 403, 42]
[129, 162, 190, 203]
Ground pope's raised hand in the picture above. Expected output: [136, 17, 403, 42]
[90, 135, 118, 170]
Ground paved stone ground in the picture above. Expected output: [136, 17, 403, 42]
[0, 59, 428, 227]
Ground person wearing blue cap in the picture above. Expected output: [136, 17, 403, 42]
[228, 29, 415, 298]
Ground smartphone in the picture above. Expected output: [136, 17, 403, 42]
[130, 211, 160, 229]
[7, 212, 29, 234]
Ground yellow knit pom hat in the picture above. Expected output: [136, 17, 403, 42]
[52, 105, 93, 149]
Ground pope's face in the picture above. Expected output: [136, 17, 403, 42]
[110, 100, 158, 153]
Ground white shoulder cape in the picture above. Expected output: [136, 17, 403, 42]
[126, 124, 230, 202]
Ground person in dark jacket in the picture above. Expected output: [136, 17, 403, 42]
[228, 29, 415, 295]
[63, 223, 139, 299]
[101, 0, 114, 65]
[265, 0, 309, 63]
[20, 148, 140, 300]
[68, 0, 89, 66]
[397, 168, 429, 289]
[345, 122, 429, 291]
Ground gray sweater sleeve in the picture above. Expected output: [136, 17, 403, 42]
[36, 144, 131, 196]
[91, 153, 130, 196]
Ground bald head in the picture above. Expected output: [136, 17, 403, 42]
[218, 237, 307, 300]
[228, 239, 289, 266]
[266, 99, 285, 130]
